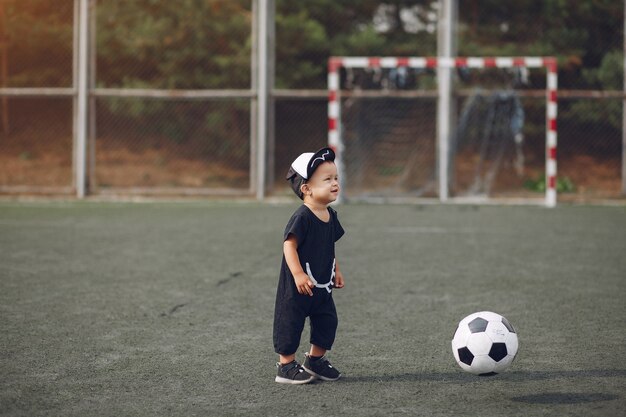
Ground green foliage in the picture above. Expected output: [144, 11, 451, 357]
[96, 0, 251, 89]
[5, 0, 622, 146]
[582, 50, 623, 90]
[559, 50, 624, 131]
[524, 174, 575, 193]
[274, 9, 329, 88]
[19, 151, 33, 161]
[458, 0, 621, 88]
[4, 0, 74, 87]
[7, 0, 623, 91]
[92, 0, 252, 142]
[275, 0, 438, 88]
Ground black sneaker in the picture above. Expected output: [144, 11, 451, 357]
[275, 360, 315, 385]
[302, 353, 341, 381]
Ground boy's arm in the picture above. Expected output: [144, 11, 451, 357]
[284, 235, 314, 296]
[334, 258, 345, 289]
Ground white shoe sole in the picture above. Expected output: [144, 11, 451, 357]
[275, 375, 315, 385]
[302, 366, 341, 382]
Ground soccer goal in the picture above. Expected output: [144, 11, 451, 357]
[327, 56, 558, 207]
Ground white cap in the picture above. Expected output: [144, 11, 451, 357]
[285, 147, 336, 199]
[286, 147, 335, 180]
[289, 152, 315, 179]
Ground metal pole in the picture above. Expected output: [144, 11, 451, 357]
[72, 0, 79, 191]
[88, 0, 97, 193]
[437, 0, 457, 201]
[256, 0, 269, 200]
[546, 60, 558, 208]
[266, 0, 275, 194]
[0, 2, 9, 134]
[622, 0, 626, 195]
[250, 0, 258, 195]
[75, 0, 89, 198]
[328, 59, 343, 203]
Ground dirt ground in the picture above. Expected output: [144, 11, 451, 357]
[0, 128, 623, 201]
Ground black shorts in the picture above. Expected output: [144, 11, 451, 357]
[273, 286, 338, 355]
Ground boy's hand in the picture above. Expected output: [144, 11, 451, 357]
[294, 272, 314, 296]
[334, 270, 345, 289]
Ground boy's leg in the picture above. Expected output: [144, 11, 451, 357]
[308, 297, 338, 351]
[302, 347, 341, 381]
[274, 311, 314, 384]
[309, 345, 326, 357]
[304, 298, 341, 381]
[273, 298, 307, 359]
[279, 353, 296, 365]
[275, 360, 314, 385]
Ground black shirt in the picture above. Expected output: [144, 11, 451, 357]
[281, 205, 345, 293]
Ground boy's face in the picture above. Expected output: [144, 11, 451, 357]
[302, 161, 339, 204]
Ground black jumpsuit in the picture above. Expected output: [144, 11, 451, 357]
[273, 205, 345, 355]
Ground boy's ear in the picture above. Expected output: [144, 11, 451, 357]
[300, 183, 310, 196]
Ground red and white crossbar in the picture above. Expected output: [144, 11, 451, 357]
[328, 56, 558, 207]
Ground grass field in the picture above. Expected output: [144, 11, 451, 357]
[1, 200, 625, 416]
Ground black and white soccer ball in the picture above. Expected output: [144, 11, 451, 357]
[451, 311, 518, 376]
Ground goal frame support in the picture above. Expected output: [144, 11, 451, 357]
[328, 56, 558, 207]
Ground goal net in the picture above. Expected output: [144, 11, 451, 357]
[328, 57, 558, 206]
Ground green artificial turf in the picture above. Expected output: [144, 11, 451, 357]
[1, 201, 625, 416]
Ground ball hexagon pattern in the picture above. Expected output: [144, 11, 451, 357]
[451, 311, 518, 376]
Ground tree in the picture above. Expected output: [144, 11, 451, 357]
[96, 0, 251, 89]
[275, 0, 438, 88]
[458, 0, 623, 89]
[5, 0, 622, 146]
[4, 0, 73, 87]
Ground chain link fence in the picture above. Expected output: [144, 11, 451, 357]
[324, 65, 555, 202]
[0, 1, 74, 193]
[1, 0, 624, 202]
[93, 98, 250, 193]
[0, 97, 74, 192]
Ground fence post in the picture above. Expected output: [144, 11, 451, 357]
[75, 0, 89, 198]
[0, 2, 8, 134]
[88, 0, 97, 193]
[622, 0, 626, 196]
[255, 0, 274, 200]
[250, 0, 257, 196]
[437, 0, 457, 202]
[266, 1, 276, 196]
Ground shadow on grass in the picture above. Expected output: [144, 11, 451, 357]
[343, 369, 626, 384]
[510, 392, 619, 404]
[341, 370, 624, 404]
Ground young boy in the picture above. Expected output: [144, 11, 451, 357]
[273, 147, 345, 385]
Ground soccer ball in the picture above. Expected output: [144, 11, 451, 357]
[451, 311, 518, 376]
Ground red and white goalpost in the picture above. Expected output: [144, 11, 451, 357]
[327, 56, 558, 207]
